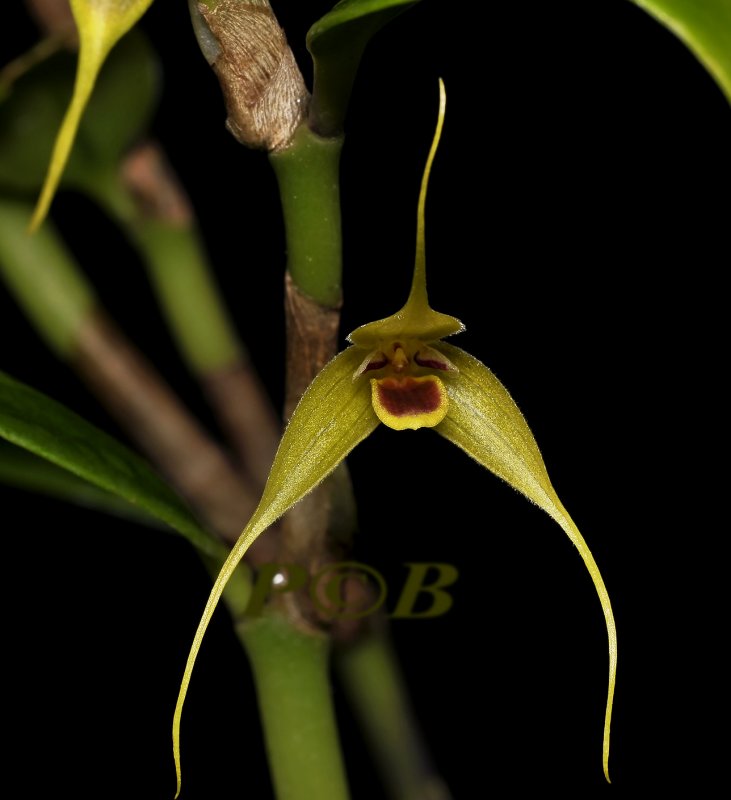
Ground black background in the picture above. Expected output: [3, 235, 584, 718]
[1, 1, 729, 797]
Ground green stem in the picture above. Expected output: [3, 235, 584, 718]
[90, 171, 242, 373]
[132, 221, 242, 372]
[238, 614, 350, 800]
[337, 630, 452, 800]
[0, 198, 94, 356]
[88, 163, 281, 484]
[0, 195, 263, 543]
[270, 125, 344, 308]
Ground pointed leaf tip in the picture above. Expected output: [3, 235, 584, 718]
[630, 0, 731, 104]
[29, 0, 154, 230]
[435, 343, 617, 782]
[307, 0, 422, 135]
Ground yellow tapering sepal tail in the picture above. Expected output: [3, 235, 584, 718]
[172, 347, 380, 797]
[348, 78, 463, 347]
[28, 0, 154, 231]
[434, 342, 616, 782]
[170, 77, 617, 792]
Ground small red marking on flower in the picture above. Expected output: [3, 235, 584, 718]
[375, 376, 442, 417]
[414, 353, 449, 370]
[362, 355, 388, 372]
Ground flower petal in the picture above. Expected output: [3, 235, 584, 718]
[414, 343, 458, 371]
[436, 342, 617, 783]
[172, 345, 378, 797]
[347, 79, 463, 348]
[348, 306, 464, 348]
[371, 375, 448, 430]
[29, 0, 154, 231]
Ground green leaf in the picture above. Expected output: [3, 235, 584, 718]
[0, 53, 76, 192]
[0, 198, 95, 356]
[0, 32, 158, 196]
[630, 0, 731, 103]
[0, 441, 161, 526]
[172, 345, 378, 797]
[0, 371, 223, 559]
[435, 343, 617, 782]
[29, 0, 155, 230]
[307, 0, 422, 135]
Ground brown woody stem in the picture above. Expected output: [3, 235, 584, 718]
[201, 364, 280, 487]
[102, 141, 282, 487]
[269, 273, 343, 631]
[25, 0, 77, 44]
[283, 271, 341, 422]
[73, 310, 263, 549]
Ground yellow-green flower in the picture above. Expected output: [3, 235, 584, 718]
[172, 80, 617, 795]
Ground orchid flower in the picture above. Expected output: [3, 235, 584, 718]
[172, 80, 617, 795]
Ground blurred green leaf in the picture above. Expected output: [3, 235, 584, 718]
[0, 371, 223, 558]
[0, 53, 78, 192]
[0, 31, 158, 195]
[77, 29, 158, 166]
[0, 441, 161, 526]
[307, 0, 421, 135]
[630, 0, 731, 103]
